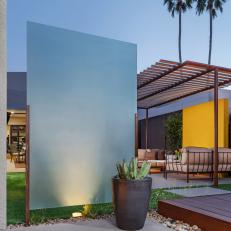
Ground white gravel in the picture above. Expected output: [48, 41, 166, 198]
[7, 211, 201, 231]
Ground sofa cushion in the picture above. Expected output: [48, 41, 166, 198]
[181, 147, 212, 165]
[217, 148, 231, 164]
[138, 160, 157, 168]
[182, 147, 212, 153]
[218, 164, 231, 171]
[166, 155, 175, 161]
[138, 149, 146, 160]
[145, 149, 157, 160]
[158, 150, 165, 160]
[166, 163, 212, 173]
[217, 148, 231, 152]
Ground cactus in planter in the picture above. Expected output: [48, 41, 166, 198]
[113, 158, 152, 230]
[116, 158, 151, 180]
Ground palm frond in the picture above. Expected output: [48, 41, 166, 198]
[206, 0, 226, 16]
[164, 0, 175, 15]
[195, 0, 206, 15]
[186, 0, 194, 7]
[215, 0, 225, 12]
[164, 0, 193, 17]
[212, 8, 217, 17]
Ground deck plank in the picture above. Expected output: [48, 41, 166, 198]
[178, 200, 231, 218]
[158, 193, 231, 231]
[192, 197, 231, 212]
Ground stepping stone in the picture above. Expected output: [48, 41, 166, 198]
[165, 187, 231, 197]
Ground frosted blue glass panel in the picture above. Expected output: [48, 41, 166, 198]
[27, 22, 137, 209]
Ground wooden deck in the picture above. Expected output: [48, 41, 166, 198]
[158, 193, 231, 231]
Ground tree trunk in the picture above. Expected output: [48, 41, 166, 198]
[0, 0, 7, 229]
[208, 9, 213, 65]
[178, 9, 182, 63]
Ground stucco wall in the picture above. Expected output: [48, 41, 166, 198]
[28, 22, 137, 209]
[0, 0, 6, 229]
[183, 99, 229, 148]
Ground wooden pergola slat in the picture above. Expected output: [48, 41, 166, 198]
[138, 60, 231, 108]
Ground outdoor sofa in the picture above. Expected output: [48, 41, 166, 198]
[138, 149, 165, 172]
[165, 147, 231, 182]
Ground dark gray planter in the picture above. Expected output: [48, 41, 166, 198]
[112, 177, 152, 230]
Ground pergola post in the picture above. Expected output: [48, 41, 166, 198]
[214, 69, 219, 187]
[145, 108, 149, 149]
[135, 113, 138, 157]
[25, 105, 30, 225]
[0, 0, 7, 229]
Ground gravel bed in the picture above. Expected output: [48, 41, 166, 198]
[149, 210, 201, 231]
[8, 211, 201, 231]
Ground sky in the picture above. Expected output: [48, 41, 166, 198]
[7, 0, 231, 73]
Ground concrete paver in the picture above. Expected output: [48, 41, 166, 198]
[165, 186, 231, 197]
[6, 218, 171, 231]
[151, 173, 231, 189]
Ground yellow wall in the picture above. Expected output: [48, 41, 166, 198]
[183, 99, 229, 148]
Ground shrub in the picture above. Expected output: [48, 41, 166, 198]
[165, 112, 182, 154]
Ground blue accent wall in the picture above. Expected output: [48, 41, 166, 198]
[27, 22, 137, 209]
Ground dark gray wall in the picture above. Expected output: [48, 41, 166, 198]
[7, 72, 27, 110]
[139, 111, 181, 149]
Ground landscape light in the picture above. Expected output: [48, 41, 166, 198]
[72, 212, 82, 218]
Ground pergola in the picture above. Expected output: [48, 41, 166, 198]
[137, 59, 231, 186]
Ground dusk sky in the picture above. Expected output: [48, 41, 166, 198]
[8, 0, 231, 72]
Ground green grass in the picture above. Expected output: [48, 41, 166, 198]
[30, 203, 113, 224]
[7, 173, 26, 225]
[218, 184, 231, 191]
[149, 188, 182, 209]
[7, 173, 181, 225]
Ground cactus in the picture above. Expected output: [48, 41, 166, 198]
[116, 158, 151, 180]
[116, 160, 129, 179]
[138, 161, 151, 179]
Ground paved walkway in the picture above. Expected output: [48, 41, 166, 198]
[165, 186, 231, 197]
[6, 218, 171, 231]
[151, 173, 231, 189]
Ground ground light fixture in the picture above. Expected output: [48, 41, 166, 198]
[72, 212, 82, 218]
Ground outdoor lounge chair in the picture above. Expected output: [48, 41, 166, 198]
[216, 148, 231, 172]
[138, 149, 166, 172]
[165, 147, 231, 183]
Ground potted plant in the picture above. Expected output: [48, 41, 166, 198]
[175, 149, 182, 160]
[112, 158, 152, 230]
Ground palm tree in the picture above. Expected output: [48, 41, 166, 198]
[164, 0, 193, 63]
[195, 0, 226, 65]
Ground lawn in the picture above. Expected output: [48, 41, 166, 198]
[7, 173, 181, 225]
[7, 173, 26, 225]
[218, 184, 231, 191]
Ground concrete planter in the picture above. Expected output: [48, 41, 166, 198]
[112, 177, 152, 230]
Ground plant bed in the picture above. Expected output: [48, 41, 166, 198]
[7, 172, 182, 226]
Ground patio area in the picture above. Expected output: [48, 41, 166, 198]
[137, 59, 231, 188]
[136, 59, 231, 230]
[151, 173, 231, 189]
[7, 159, 25, 173]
